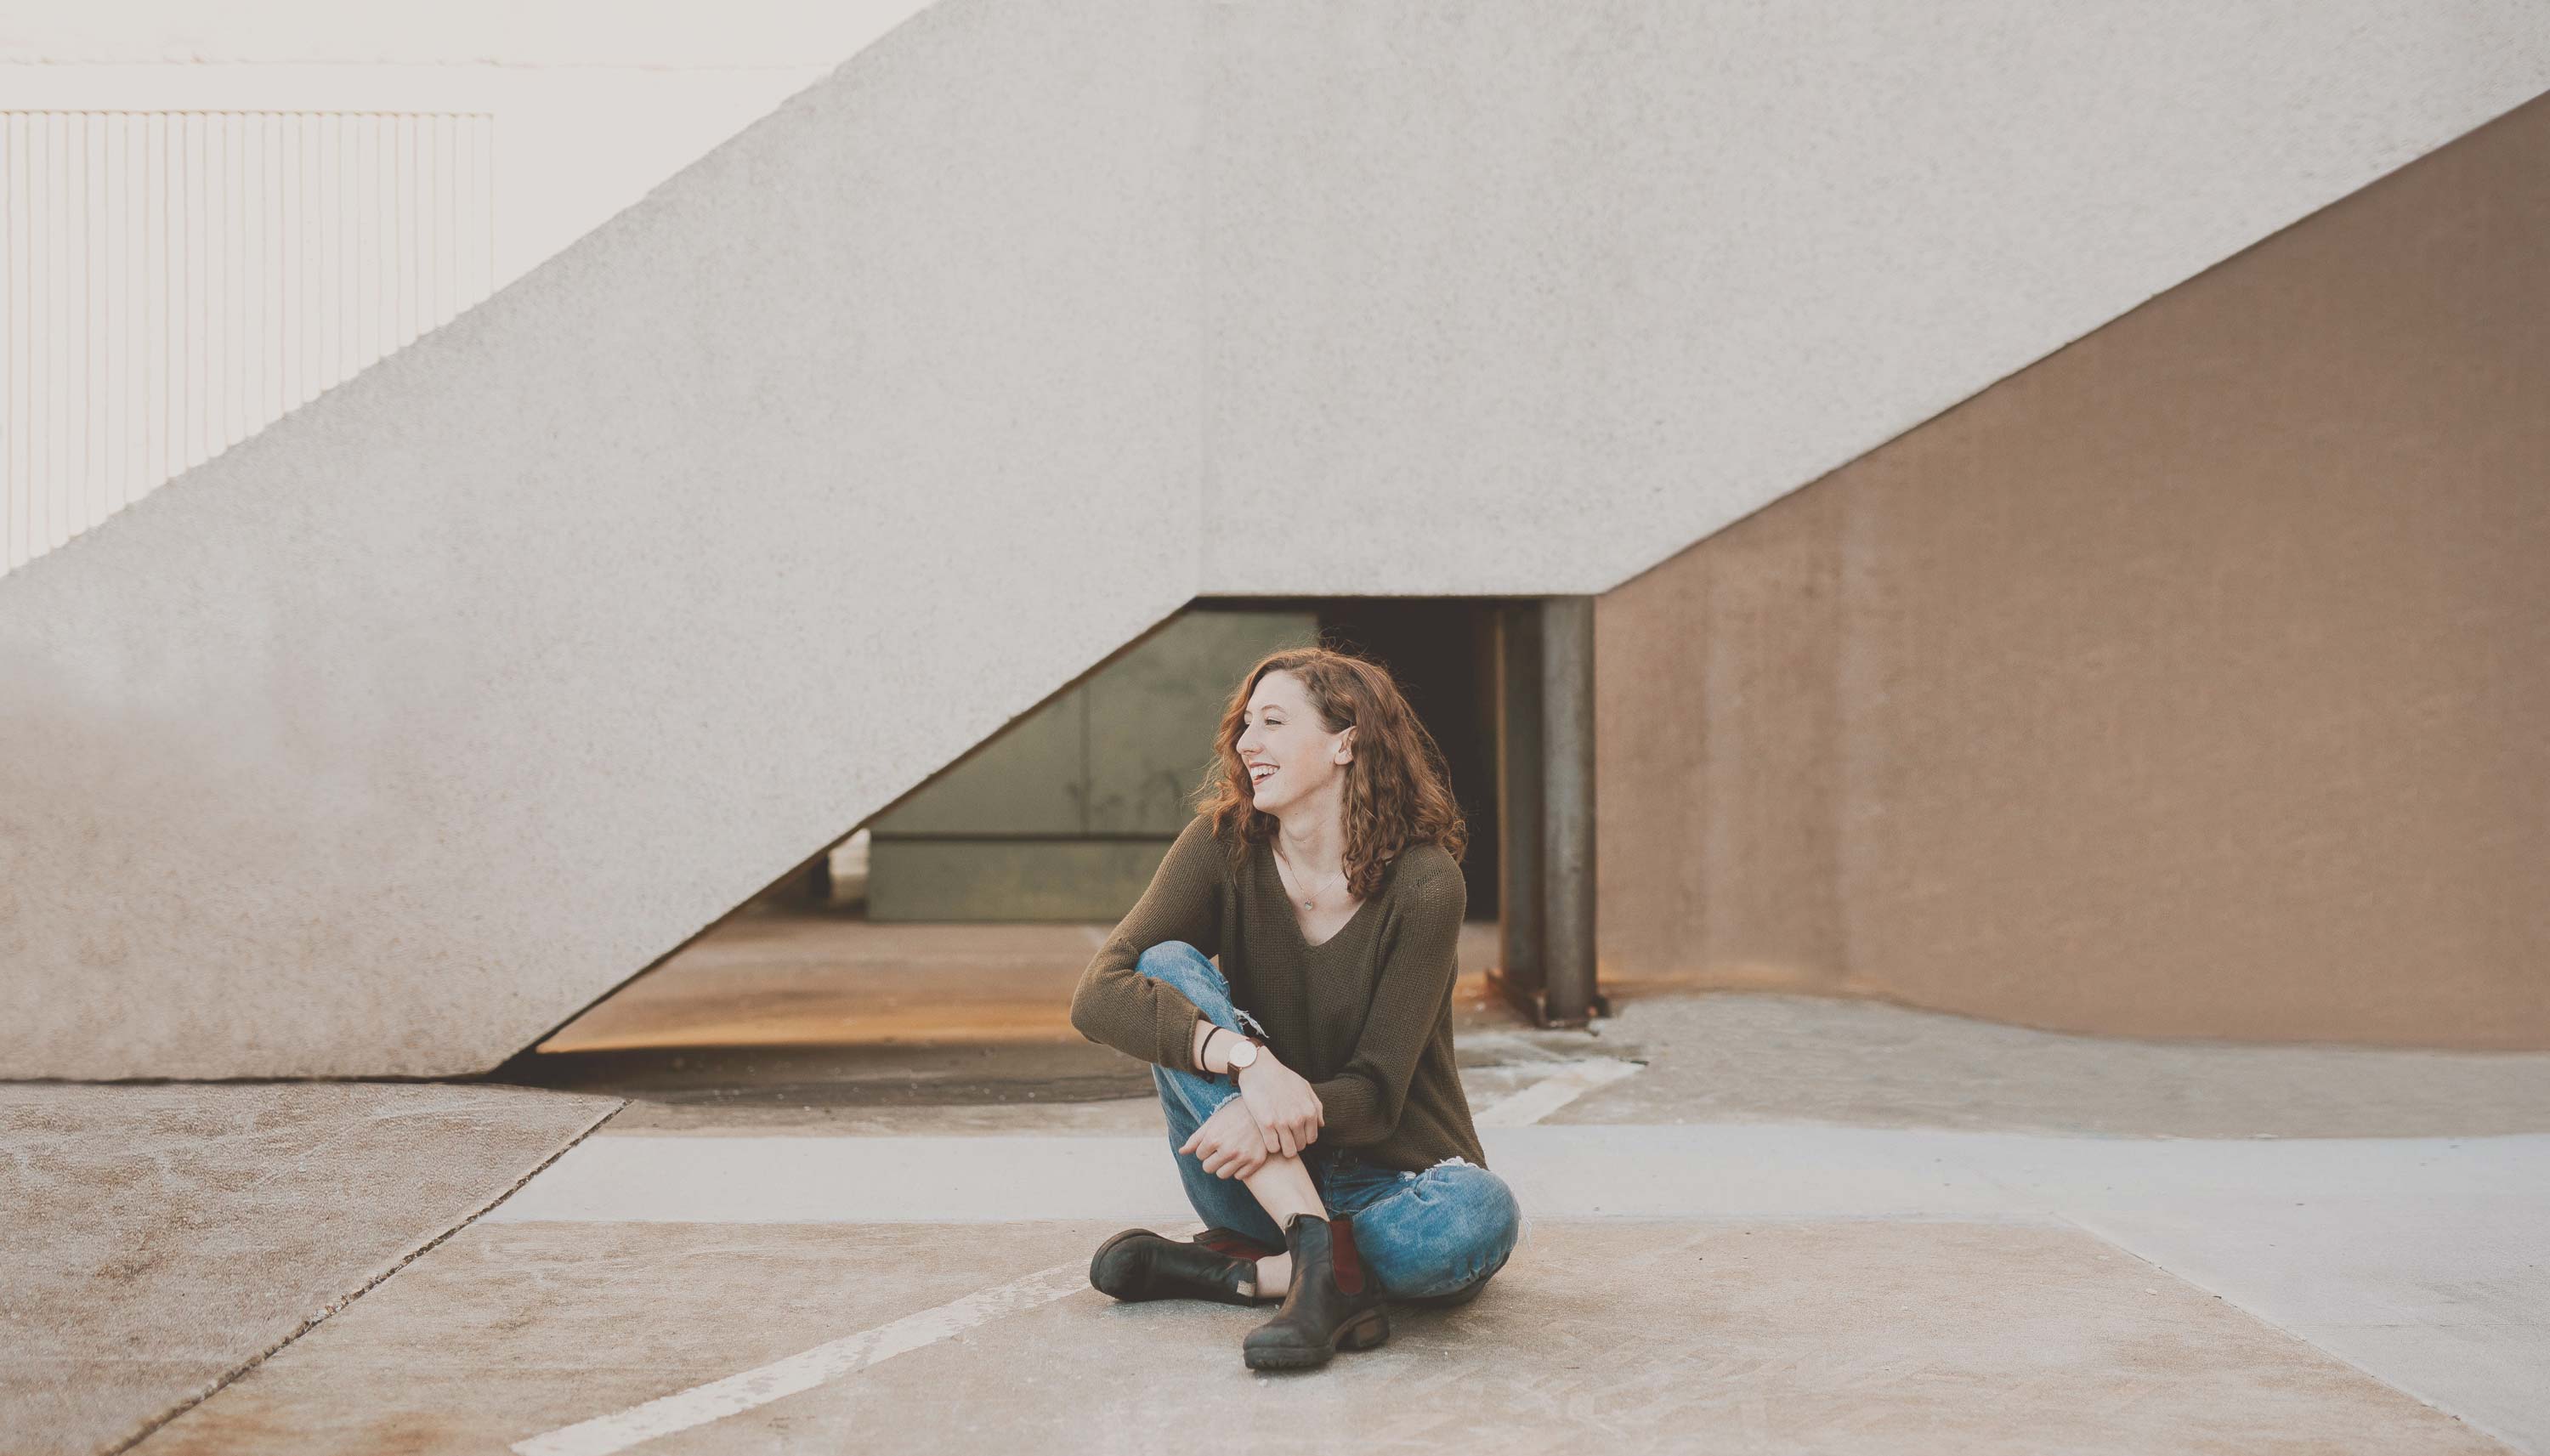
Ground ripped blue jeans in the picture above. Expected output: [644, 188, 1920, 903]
[1137, 940, 1522, 1304]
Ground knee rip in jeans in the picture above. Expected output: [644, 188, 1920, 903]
[1414, 1158, 1530, 1252]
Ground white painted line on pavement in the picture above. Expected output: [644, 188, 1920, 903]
[1474, 1057, 1645, 1127]
[510, 1256, 1096, 1456]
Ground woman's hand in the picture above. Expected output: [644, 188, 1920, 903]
[1180, 1095, 1271, 1180]
[1235, 1053, 1324, 1158]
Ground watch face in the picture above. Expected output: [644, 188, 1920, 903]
[1229, 1040, 1258, 1068]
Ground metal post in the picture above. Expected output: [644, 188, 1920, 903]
[1540, 595, 1603, 1025]
[1492, 602, 1545, 1023]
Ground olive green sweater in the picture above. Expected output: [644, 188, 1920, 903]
[1068, 813, 1486, 1173]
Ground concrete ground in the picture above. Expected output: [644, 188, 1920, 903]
[0, 1084, 620, 1455]
[11, 914, 2549, 1453]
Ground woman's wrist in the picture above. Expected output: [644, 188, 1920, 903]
[1232, 1040, 1284, 1085]
[1192, 1018, 1282, 1079]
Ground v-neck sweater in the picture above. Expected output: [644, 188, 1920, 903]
[1068, 811, 1486, 1173]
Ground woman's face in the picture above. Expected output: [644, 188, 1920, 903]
[1237, 671, 1353, 819]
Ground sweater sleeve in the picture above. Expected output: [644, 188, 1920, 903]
[1068, 813, 1225, 1074]
[1309, 850, 1467, 1147]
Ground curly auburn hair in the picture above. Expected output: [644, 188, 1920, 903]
[1192, 643, 1468, 900]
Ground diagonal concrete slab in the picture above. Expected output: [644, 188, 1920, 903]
[469, 1124, 2550, 1449]
[0, 1084, 621, 1456]
[777, 1222, 2509, 1456]
[134, 1220, 2505, 1455]
[133, 1221, 1119, 1455]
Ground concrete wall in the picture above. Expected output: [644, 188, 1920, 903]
[1198, 2, 2550, 596]
[3, 0, 2546, 1076]
[0, 0, 1206, 1077]
[1596, 93, 2550, 1049]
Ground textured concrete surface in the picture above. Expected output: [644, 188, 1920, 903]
[140, 1218, 2510, 1455]
[464, 1040, 2550, 1448]
[0, 1084, 621, 1456]
[1198, 2, 2550, 596]
[14, 989, 2548, 1453]
[0, 0, 1205, 1079]
[9, 1, 2550, 1079]
[480, 1123, 2544, 1226]
[1553, 994, 2550, 1138]
[1595, 88, 2550, 1048]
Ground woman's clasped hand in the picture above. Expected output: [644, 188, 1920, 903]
[1236, 1055, 1324, 1157]
[1178, 1095, 1272, 1179]
[1178, 1051, 1325, 1177]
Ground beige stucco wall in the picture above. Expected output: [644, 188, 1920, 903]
[1596, 95, 2550, 1049]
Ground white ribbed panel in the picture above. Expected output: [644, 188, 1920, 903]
[1, 110, 494, 574]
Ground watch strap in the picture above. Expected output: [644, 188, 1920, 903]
[1195, 1024, 1269, 1082]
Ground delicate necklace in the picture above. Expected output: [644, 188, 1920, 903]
[1273, 842, 1346, 910]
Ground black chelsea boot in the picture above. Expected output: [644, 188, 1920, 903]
[1088, 1227, 1262, 1306]
[1240, 1212, 1390, 1371]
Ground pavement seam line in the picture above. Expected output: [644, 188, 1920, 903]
[507, 1248, 1137, 1456]
[1473, 1056, 1646, 1127]
[105, 1096, 630, 1455]
[2042, 1208, 2532, 1456]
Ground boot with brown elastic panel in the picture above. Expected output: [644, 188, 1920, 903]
[1194, 1227, 1285, 1261]
[1241, 1212, 1389, 1370]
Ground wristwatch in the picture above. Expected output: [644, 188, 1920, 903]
[1223, 1035, 1261, 1074]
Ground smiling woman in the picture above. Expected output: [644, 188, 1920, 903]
[1068, 646, 1522, 1372]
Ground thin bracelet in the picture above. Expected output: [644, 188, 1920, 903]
[1198, 1023, 1225, 1075]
